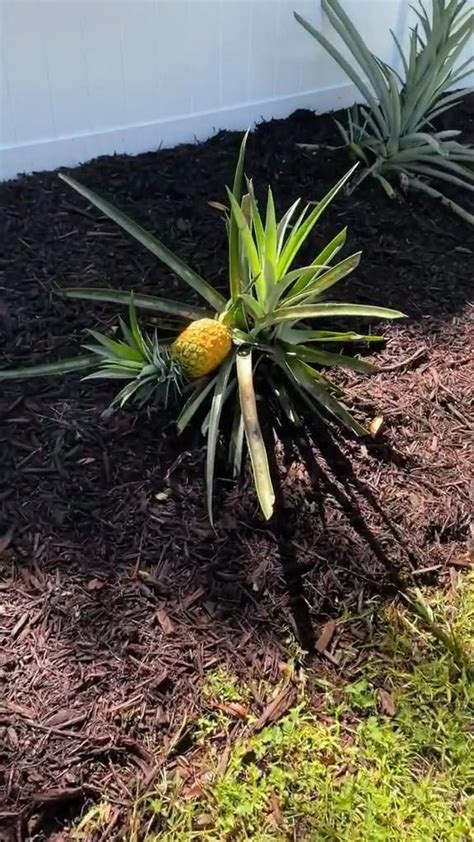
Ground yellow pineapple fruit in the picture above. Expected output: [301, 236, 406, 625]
[171, 318, 232, 379]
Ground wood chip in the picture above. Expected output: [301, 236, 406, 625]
[86, 577, 106, 591]
[20, 568, 43, 590]
[7, 727, 19, 750]
[269, 793, 284, 827]
[156, 607, 175, 635]
[10, 612, 29, 640]
[42, 709, 87, 729]
[448, 557, 474, 569]
[209, 700, 249, 720]
[0, 525, 15, 554]
[181, 587, 206, 609]
[136, 569, 168, 593]
[31, 786, 88, 805]
[378, 689, 396, 717]
[369, 415, 384, 438]
[380, 346, 427, 372]
[16, 609, 43, 644]
[250, 684, 296, 733]
[315, 619, 337, 653]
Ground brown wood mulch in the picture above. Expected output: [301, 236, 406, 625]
[0, 97, 473, 839]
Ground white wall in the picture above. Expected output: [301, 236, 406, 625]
[0, 0, 471, 181]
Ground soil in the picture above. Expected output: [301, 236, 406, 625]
[1, 97, 473, 839]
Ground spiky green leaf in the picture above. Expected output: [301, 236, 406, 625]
[176, 376, 218, 434]
[0, 355, 97, 380]
[205, 355, 235, 526]
[229, 132, 250, 301]
[277, 166, 358, 276]
[58, 174, 226, 312]
[59, 287, 210, 321]
[285, 357, 367, 436]
[263, 302, 405, 326]
[236, 350, 275, 520]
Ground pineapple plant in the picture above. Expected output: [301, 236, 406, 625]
[294, 0, 474, 223]
[0, 134, 404, 522]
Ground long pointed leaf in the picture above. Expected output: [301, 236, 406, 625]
[229, 400, 245, 478]
[59, 173, 225, 313]
[229, 132, 250, 301]
[263, 302, 405, 326]
[321, 0, 393, 124]
[285, 357, 367, 436]
[391, 28, 409, 79]
[85, 329, 144, 362]
[279, 327, 385, 344]
[288, 344, 377, 373]
[246, 179, 265, 259]
[277, 166, 358, 276]
[128, 294, 149, 358]
[276, 198, 301, 258]
[264, 188, 278, 276]
[236, 351, 274, 519]
[59, 287, 210, 321]
[312, 227, 348, 277]
[0, 355, 97, 380]
[287, 253, 361, 302]
[205, 355, 235, 525]
[176, 376, 218, 434]
[400, 161, 474, 191]
[226, 188, 261, 279]
[294, 11, 387, 137]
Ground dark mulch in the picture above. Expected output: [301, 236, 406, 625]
[1, 97, 473, 839]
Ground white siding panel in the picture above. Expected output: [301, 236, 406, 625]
[247, 0, 278, 102]
[1, 0, 471, 180]
[218, 0, 252, 106]
[153, 0, 192, 118]
[2, 0, 56, 142]
[77, 1, 127, 137]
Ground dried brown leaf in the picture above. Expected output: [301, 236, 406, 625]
[208, 201, 228, 212]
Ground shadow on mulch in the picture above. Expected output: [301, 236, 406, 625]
[0, 378, 470, 835]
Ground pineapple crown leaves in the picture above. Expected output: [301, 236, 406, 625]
[295, 0, 474, 220]
[82, 296, 184, 409]
[0, 132, 405, 524]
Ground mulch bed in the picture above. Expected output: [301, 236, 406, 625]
[1, 97, 473, 839]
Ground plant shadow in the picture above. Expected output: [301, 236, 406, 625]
[0, 369, 462, 836]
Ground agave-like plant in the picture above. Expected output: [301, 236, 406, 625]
[0, 134, 404, 522]
[295, 0, 474, 223]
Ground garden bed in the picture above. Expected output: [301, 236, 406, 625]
[1, 98, 473, 839]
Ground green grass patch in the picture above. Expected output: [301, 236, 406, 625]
[76, 575, 474, 841]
